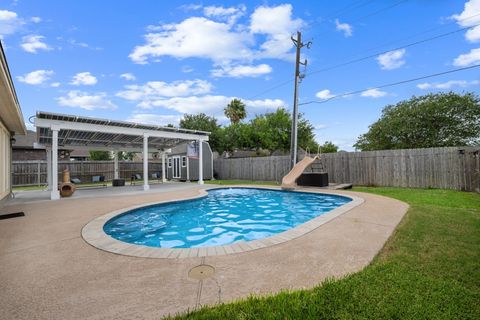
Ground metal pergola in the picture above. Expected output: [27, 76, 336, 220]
[34, 111, 210, 200]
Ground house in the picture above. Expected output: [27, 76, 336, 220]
[69, 150, 90, 161]
[12, 130, 46, 160]
[13, 130, 90, 161]
[0, 42, 26, 205]
[166, 141, 213, 181]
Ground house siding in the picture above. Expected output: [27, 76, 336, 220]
[0, 120, 11, 203]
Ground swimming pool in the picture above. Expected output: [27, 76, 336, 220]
[103, 188, 351, 249]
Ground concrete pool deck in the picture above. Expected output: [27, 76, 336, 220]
[0, 185, 408, 319]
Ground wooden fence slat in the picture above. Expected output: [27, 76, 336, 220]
[212, 147, 479, 192]
[12, 161, 164, 186]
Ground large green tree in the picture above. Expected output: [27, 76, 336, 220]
[249, 108, 318, 152]
[319, 141, 338, 153]
[179, 113, 223, 152]
[354, 92, 480, 151]
[224, 99, 247, 124]
[178, 108, 319, 154]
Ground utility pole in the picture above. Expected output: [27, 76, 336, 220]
[289, 31, 311, 170]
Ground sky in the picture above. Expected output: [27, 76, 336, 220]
[1, 0, 479, 151]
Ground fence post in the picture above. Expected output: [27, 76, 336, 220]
[37, 161, 41, 186]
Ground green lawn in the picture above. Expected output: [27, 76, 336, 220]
[170, 186, 480, 319]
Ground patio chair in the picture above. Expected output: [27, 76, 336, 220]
[92, 175, 107, 187]
[130, 174, 142, 185]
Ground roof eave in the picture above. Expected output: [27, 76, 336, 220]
[0, 41, 26, 135]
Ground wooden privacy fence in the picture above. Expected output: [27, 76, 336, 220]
[213, 147, 480, 192]
[12, 161, 164, 186]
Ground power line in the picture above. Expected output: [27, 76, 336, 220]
[319, 0, 378, 22]
[297, 1, 378, 42]
[299, 64, 480, 106]
[248, 19, 479, 99]
[248, 1, 406, 100]
[349, 12, 480, 59]
[308, 0, 409, 41]
[307, 23, 479, 77]
[248, 1, 378, 75]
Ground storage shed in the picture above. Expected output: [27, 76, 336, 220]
[166, 141, 213, 181]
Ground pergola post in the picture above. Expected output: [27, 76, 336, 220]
[113, 151, 119, 179]
[161, 152, 166, 183]
[50, 129, 60, 200]
[198, 140, 203, 185]
[46, 148, 52, 191]
[143, 134, 149, 191]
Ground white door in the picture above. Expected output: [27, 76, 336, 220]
[173, 156, 181, 178]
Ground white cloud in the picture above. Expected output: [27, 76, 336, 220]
[315, 89, 336, 100]
[451, 0, 480, 42]
[466, 25, 480, 42]
[25, 121, 36, 131]
[117, 79, 212, 100]
[16, 70, 53, 85]
[178, 4, 202, 11]
[250, 4, 304, 59]
[130, 4, 303, 64]
[335, 19, 352, 37]
[129, 17, 253, 64]
[31, 16, 42, 23]
[314, 124, 328, 130]
[50, 82, 61, 87]
[20, 35, 52, 53]
[120, 73, 136, 81]
[67, 39, 102, 51]
[203, 5, 246, 25]
[133, 95, 285, 115]
[57, 91, 117, 110]
[126, 113, 182, 126]
[417, 79, 479, 90]
[453, 48, 480, 66]
[70, 72, 98, 86]
[451, 0, 480, 25]
[181, 65, 194, 73]
[0, 9, 24, 38]
[376, 49, 406, 70]
[361, 88, 387, 98]
[0, 10, 18, 20]
[211, 63, 272, 78]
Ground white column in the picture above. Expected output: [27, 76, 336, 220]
[46, 148, 52, 191]
[198, 140, 203, 185]
[50, 129, 60, 200]
[113, 151, 119, 179]
[186, 156, 190, 182]
[161, 152, 166, 183]
[143, 134, 149, 191]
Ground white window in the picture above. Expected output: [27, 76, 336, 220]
[168, 157, 172, 168]
[181, 156, 187, 167]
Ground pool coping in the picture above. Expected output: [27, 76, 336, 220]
[81, 186, 364, 259]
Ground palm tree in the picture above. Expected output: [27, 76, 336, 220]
[224, 99, 247, 124]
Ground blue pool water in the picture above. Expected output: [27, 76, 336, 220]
[103, 188, 351, 248]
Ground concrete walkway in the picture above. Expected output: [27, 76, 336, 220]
[7, 181, 199, 205]
[0, 185, 408, 319]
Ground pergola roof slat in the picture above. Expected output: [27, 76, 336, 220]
[34, 111, 209, 151]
